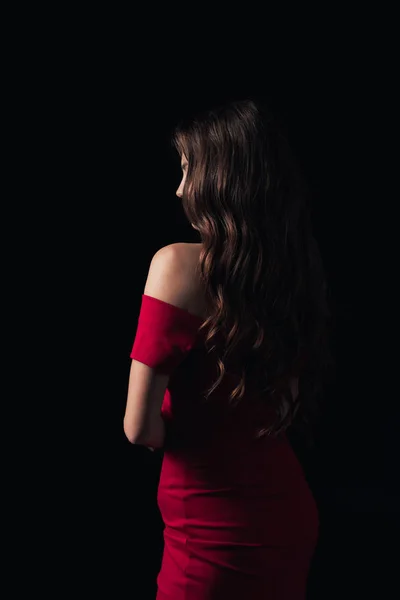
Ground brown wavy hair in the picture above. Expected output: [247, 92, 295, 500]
[172, 98, 334, 446]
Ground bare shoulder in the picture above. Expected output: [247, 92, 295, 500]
[170, 242, 202, 262]
[169, 243, 207, 318]
[144, 243, 207, 318]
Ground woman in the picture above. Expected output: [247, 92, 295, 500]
[126, 98, 332, 599]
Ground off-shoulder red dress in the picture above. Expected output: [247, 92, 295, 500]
[130, 294, 319, 599]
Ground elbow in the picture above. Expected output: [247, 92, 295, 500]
[124, 430, 137, 445]
[123, 415, 165, 448]
[124, 432, 137, 445]
[123, 419, 143, 445]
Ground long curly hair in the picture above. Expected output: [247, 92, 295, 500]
[172, 98, 334, 446]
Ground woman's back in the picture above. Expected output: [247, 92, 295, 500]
[130, 288, 319, 599]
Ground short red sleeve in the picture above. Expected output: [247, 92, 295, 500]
[129, 294, 203, 375]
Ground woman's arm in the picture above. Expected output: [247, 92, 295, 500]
[134, 412, 167, 451]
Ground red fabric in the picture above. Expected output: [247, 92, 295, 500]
[130, 294, 319, 599]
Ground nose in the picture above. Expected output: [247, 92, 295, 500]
[176, 182, 183, 198]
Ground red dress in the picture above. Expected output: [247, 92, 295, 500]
[130, 294, 319, 600]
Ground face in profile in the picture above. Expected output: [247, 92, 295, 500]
[176, 155, 198, 231]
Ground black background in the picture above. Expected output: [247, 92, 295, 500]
[14, 14, 398, 599]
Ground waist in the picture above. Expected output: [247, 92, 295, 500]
[157, 439, 319, 546]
